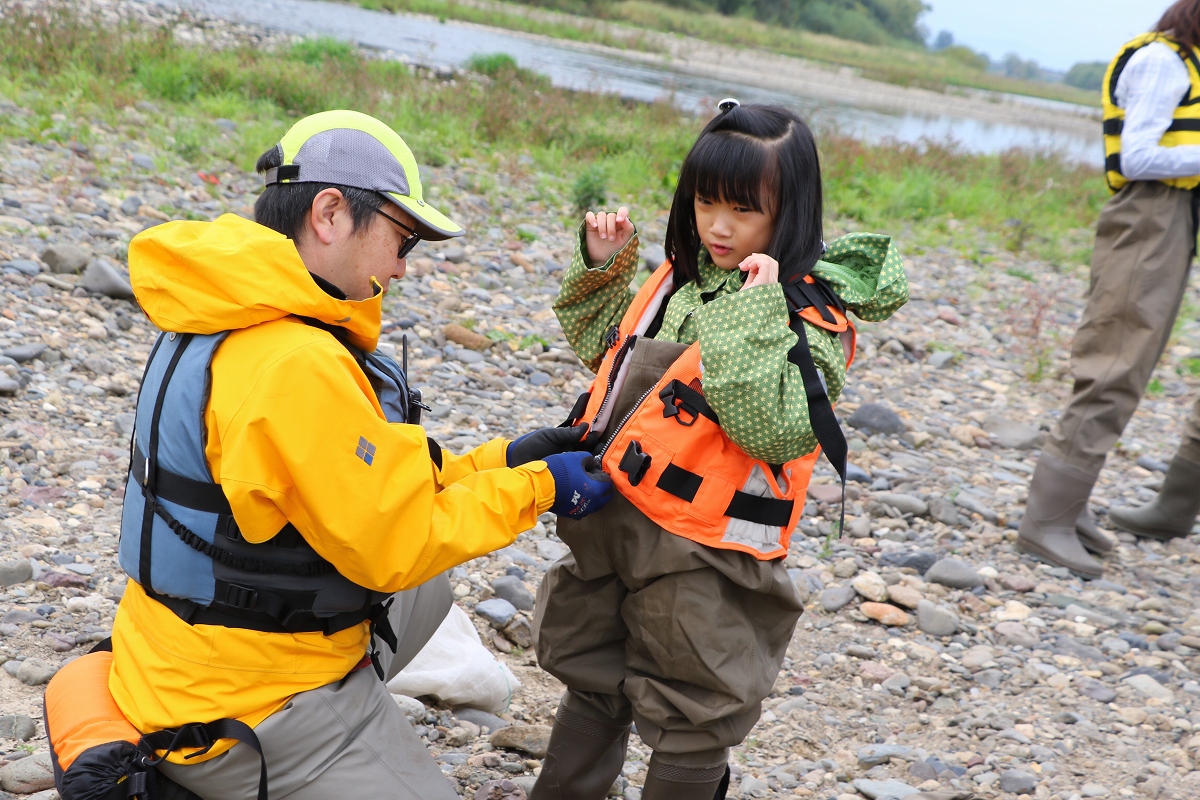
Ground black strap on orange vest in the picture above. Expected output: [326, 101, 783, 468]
[783, 279, 849, 537]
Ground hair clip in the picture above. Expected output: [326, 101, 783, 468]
[717, 98, 740, 113]
[820, 239, 828, 254]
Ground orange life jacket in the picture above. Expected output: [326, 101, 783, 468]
[564, 261, 856, 560]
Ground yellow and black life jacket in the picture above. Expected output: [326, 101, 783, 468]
[1102, 32, 1200, 192]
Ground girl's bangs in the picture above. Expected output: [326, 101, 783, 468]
[683, 133, 776, 213]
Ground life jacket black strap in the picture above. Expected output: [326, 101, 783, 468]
[147, 587, 377, 636]
[133, 444, 232, 516]
[140, 334, 195, 593]
[783, 283, 849, 537]
[655, 462, 795, 527]
[137, 718, 268, 800]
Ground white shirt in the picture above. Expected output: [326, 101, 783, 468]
[1116, 40, 1200, 181]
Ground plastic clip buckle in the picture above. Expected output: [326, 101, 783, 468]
[618, 440, 652, 486]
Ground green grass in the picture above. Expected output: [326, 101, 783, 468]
[0, 2, 1106, 268]
[344, 0, 1098, 106]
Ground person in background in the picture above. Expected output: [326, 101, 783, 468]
[1019, 0, 1200, 577]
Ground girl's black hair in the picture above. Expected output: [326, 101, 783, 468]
[664, 103, 824, 286]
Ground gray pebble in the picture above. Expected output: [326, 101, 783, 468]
[819, 586, 857, 612]
[998, 769, 1037, 793]
[924, 557, 983, 589]
[475, 598, 518, 628]
[490, 575, 534, 611]
[847, 403, 905, 436]
[916, 599, 958, 636]
[0, 560, 32, 588]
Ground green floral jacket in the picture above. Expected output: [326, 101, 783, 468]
[554, 225, 909, 462]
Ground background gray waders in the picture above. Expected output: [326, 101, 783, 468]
[1019, 181, 1200, 577]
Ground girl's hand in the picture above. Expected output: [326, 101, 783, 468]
[739, 253, 779, 290]
[584, 207, 635, 266]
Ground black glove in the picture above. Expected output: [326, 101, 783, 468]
[507, 425, 592, 467]
[543, 452, 613, 520]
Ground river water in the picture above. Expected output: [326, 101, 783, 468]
[159, 0, 1101, 163]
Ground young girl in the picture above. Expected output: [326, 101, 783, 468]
[530, 101, 908, 800]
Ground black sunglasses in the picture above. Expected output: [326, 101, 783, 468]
[375, 208, 423, 259]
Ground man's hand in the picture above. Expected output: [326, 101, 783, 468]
[584, 206, 636, 267]
[739, 253, 779, 291]
[543, 452, 613, 520]
[507, 425, 592, 467]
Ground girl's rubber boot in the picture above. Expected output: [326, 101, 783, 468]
[1017, 454, 1104, 578]
[640, 757, 730, 800]
[1075, 507, 1116, 554]
[1108, 455, 1200, 540]
[527, 705, 630, 800]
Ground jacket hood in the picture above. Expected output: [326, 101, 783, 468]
[129, 214, 381, 351]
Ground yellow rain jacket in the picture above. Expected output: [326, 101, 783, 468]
[109, 214, 555, 761]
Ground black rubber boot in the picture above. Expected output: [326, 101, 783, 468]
[1108, 454, 1200, 540]
[1018, 453, 1104, 578]
[527, 704, 630, 800]
[640, 756, 730, 800]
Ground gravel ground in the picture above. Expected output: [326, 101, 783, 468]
[3, 8, 1200, 800]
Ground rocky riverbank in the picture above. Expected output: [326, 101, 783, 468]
[2, 7, 1200, 800]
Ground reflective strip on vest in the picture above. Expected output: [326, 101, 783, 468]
[118, 328, 407, 633]
[1102, 32, 1200, 192]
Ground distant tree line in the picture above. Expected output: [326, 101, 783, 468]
[524, 0, 930, 45]
[932, 29, 1109, 95]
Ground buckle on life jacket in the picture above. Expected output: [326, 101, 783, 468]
[659, 380, 719, 427]
[222, 584, 258, 610]
[605, 325, 621, 349]
[617, 440, 652, 486]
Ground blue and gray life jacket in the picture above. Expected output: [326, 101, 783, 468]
[118, 320, 425, 658]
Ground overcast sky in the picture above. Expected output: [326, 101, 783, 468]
[923, 1, 1174, 71]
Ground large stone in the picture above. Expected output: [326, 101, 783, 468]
[475, 599, 518, 628]
[490, 576, 534, 611]
[928, 497, 966, 526]
[879, 550, 937, 574]
[861, 602, 910, 626]
[916, 599, 958, 637]
[0, 560, 32, 587]
[852, 571, 889, 602]
[886, 584, 922, 609]
[2, 344, 46, 364]
[851, 778, 918, 799]
[1077, 677, 1117, 703]
[0, 715, 36, 741]
[1124, 673, 1173, 701]
[41, 243, 88, 274]
[859, 660, 895, 683]
[819, 586, 857, 612]
[443, 323, 492, 351]
[857, 744, 914, 767]
[453, 708, 510, 733]
[924, 558, 983, 589]
[998, 770, 1037, 793]
[474, 779, 526, 800]
[994, 621, 1040, 649]
[847, 404, 906, 436]
[0, 752, 54, 793]
[982, 413, 1042, 450]
[2, 259, 40, 276]
[535, 540, 565, 561]
[488, 724, 552, 758]
[78, 258, 134, 299]
[872, 493, 928, 516]
[15, 659, 58, 686]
